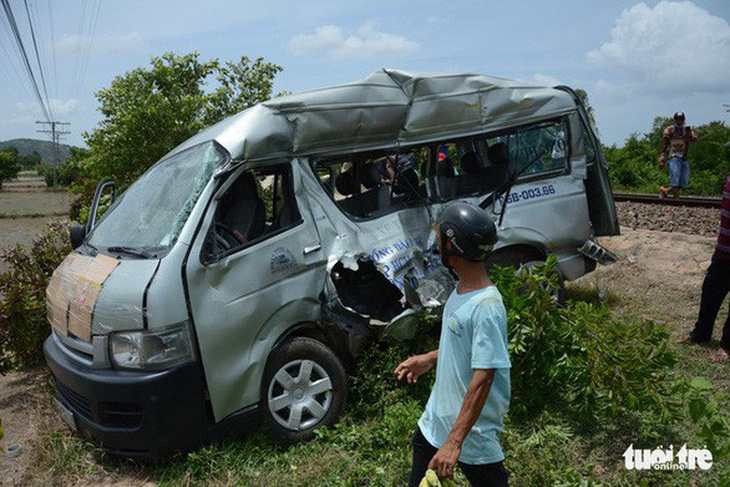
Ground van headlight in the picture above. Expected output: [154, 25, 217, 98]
[110, 322, 193, 370]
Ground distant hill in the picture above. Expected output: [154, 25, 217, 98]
[0, 138, 78, 164]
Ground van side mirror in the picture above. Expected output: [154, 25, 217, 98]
[87, 179, 116, 233]
[70, 224, 86, 250]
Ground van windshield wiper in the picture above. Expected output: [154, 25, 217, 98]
[106, 246, 155, 259]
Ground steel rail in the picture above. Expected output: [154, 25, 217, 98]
[613, 192, 722, 208]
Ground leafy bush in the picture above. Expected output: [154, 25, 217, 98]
[491, 258, 676, 423]
[0, 222, 69, 372]
[43, 160, 82, 188]
[681, 377, 730, 461]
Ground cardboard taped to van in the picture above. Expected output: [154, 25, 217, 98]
[46, 253, 119, 341]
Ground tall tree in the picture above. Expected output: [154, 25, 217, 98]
[574, 88, 597, 132]
[81, 52, 282, 190]
[0, 151, 21, 190]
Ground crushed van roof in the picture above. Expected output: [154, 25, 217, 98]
[168, 68, 579, 163]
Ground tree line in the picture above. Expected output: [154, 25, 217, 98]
[603, 116, 730, 196]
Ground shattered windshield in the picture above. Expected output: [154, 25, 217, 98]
[87, 142, 226, 255]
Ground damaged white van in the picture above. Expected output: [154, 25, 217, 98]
[44, 69, 619, 457]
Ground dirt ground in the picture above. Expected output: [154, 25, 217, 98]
[0, 227, 727, 485]
[0, 176, 68, 273]
[0, 370, 62, 486]
[0, 191, 70, 217]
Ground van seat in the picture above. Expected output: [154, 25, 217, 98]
[220, 173, 266, 241]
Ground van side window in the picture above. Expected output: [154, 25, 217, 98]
[313, 148, 427, 220]
[434, 120, 569, 201]
[435, 140, 507, 199]
[497, 120, 569, 180]
[203, 164, 302, 261]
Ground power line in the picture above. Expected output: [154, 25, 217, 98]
[70, 0, 88, 96]
[23, 0, 54, 120]
[0, 0, 50, 122]
[46, 0, 59, 103]
[77, 0, 100, 94]
[0, 11, 36, 103]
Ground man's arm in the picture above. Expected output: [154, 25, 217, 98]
[659, 128, 670, 165]
[427, 368, 495, 479]
[394, 350, 438, 383]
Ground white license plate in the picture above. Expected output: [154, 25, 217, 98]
[53, 397, 78, 433]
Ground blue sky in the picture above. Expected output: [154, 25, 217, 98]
[1, 0, 729, 148]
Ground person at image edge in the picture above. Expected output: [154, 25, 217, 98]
[678, 173, 730, 363]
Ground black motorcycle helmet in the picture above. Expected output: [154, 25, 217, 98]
[673, 111, 685, 123]
[439, 201, 498, 267]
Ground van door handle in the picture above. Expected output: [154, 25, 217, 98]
[303, 243, 322, 255]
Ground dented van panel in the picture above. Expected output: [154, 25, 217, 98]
[168, 69, 578, 166]
[45, 69, 619, 456]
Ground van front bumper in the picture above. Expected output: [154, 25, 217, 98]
[44, 335, 209, 458]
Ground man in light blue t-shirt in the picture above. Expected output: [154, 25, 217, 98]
[395, 202, 510, 486]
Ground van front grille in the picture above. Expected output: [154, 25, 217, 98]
[100, 402, 143, 429]
[55, 379, 92, 420]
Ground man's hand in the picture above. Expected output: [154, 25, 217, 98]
[658, 155, 666, 169]
[428, 439, 461, 480]
[394, 351, 437, 383]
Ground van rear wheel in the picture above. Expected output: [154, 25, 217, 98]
[261, 337, 347, 444]
[518, 260, 566, 304]
[485, 250, 565, 304]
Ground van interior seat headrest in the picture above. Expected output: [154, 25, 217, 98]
[361, 162, 380, 190]
[335, 170, 360, 196]
[460, 151, 482, 173]
[488, 142, 511, 166]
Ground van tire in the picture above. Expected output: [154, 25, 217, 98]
[484, 246, 543, 273]
[485, 249, 565, 304]
[260, 337, 347, 444]
[519, 260, 566, 304]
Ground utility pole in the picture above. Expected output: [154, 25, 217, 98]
[36, 120, 70, 188]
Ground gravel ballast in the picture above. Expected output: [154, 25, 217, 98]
[616, 201, 721, 236]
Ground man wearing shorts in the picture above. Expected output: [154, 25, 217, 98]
[659, 111, 698, 198]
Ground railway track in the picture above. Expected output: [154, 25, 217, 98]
[613, 192, 722, 209]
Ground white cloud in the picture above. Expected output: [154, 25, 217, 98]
[48, 98, 80, 115]
[2, 98, 79, 124]
[529, 73, 561, 86]
[56, 32, 143, 54]
[587, 1, 730, 94]
[287, 21, 419, 60]
[594, 79, 617, 93]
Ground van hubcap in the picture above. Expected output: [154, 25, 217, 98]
[267, 359, 333, 431]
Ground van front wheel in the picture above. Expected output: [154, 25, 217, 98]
[261, 337, 347, 444]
